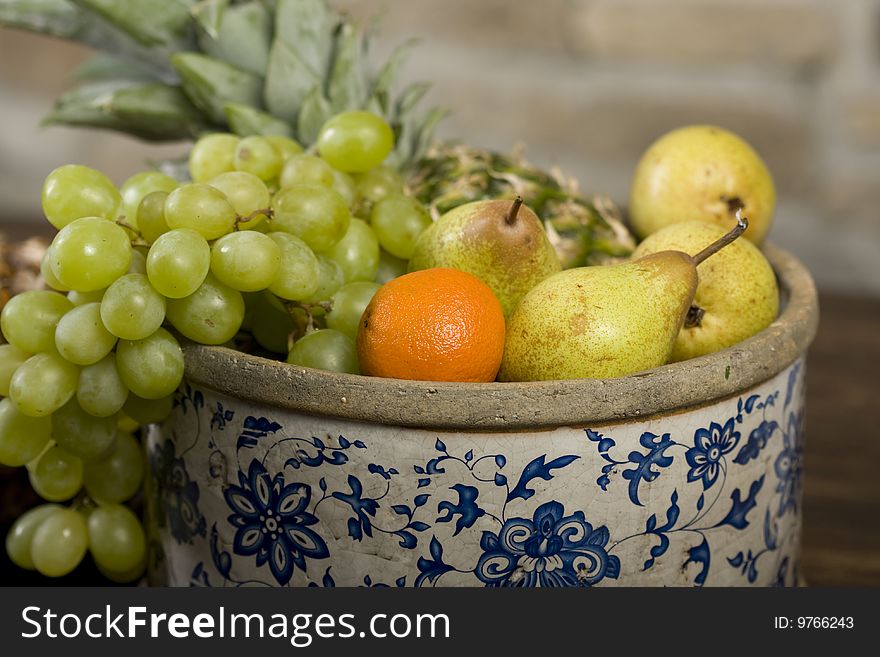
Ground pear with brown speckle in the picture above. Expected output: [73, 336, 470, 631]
[499, 214, 749, 380]
[408, 197, 561, 317]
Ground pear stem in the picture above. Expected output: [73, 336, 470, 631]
[505, 196, 523, 226]
[690, 209, 749, 266]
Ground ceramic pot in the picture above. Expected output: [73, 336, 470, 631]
[146, 244, 818, 587]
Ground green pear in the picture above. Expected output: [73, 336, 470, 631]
[629, 125, 775, 245]
[500, 214, 749, 381]
[632, 221, 778, 362]
[408, 198, 561, 316]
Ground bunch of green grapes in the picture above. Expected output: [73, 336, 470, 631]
[1, 110, 435, 580]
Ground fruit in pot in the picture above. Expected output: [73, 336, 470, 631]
[409, 197, 561, 317]
[628, 125, 775, 245]
[632, 221, 779, 362]
[357, 268, 505, 382]
[501, 214, 749, 381]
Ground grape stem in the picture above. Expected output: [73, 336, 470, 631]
[279, 299, 334, 347]
[115, 217, 150, 247]
[233, 208, 273, 231]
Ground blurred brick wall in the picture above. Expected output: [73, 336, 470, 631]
[1, 0, 878, 293]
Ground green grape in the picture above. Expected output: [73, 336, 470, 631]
[77, 353, 129, 418]
[286, 329, 359, 374]
[354, 166, 404, 204]
[326, 282, 381, 340]
[116, 327, 184, 400]
[5, 504, 62, 570]
[375, 248, 409, 284]
[246, 293, 305, 354]
[271, 184, 351, 252]
[208, 171, 270, 230]
[83, 432, 143, 504]
[321, 218, 380, 283]
[119, 170, 178, 227]
[234, 135, 282, 181]
[331, 169, 357, 207]
[54, 302, 117, 366]
[100, 273, 166, 340]
[52, 398, 117, 462]
[87, 504, 147, 575]
[1, 289, 73, 353]
[0, 343, 29, 396]
[298, 255, 344, 304]
[166, 274, 245, 345]
[146, 228, 210, 298]
[122, 393, 173, 425]
[41, 164, 121, 230]
[189, 133, 238, 183]
[0, 397, 52, 466]
[210, 231, 281, 291]
[279, 154, 335, 188]
[40, 247, 69, 292]
[30, 508, 88, 577]
[266, 232, 320, 301]
[370, 193, 433, 259]
[67, 289, 105, 306]
[317, 111, 394, 173]
[136, 190, 171, 244]
[164, 183, 237, 240]
[128, 247, 148, 275]
[9, 353, 79, 417]
[97, 558, 147, 584]
[29, 445, 84, 502]
[49, 217, 132, 292]
[266, 135, 303, 161]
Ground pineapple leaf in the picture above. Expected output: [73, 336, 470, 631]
[296, 85, 332, 145]
[193, 0, 271, 77]
[110, 83, 205, 140]
[394, 82, 431, 120]
[171, 52, 263, 125]
[70, 0, 194, 49]
[372, 38, 418, 108]
[44, 80, 198, 140]
[264, 40, 321, 124]
[224, 102, 292, 137]
[191, 0, 226, 40]
[0, 0, 176, 80]
[75, 54, 159, 83]
[327, 21, 368, 114]
[273, 0, 337, 79]
[409, 106, 449, 165]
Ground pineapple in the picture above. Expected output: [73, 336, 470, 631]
[0, 0, 635, 267]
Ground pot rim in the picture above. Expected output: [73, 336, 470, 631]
[182, 243, 819, 431]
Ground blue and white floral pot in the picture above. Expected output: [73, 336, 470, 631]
[146, 245, 818, 588]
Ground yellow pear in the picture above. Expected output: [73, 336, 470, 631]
[500, 214, 749, 381]
[632, 221, 778, 361]
[408, 198, 561, 317]
[629, 125, 775, 245]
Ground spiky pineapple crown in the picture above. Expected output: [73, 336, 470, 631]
[1, 0, 444, 170]
[1, 0, 636, 267]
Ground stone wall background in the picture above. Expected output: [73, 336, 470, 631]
[1, 0, 878, 294]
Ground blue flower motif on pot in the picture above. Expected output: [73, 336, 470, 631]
[774, 411, 804, 517]
[685, 418, 741, 490]
[224, 459, 329, 586]
[149, 440, 206, 545]
[475, 501, 620, 587]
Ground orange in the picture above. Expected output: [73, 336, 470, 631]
[356, 268, 506, 382]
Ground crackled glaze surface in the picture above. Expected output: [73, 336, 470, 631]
[146, 359, 805, 588]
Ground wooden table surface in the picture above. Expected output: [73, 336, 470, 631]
[800, 293, 880, 586]
[1, 223, 878, 586]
